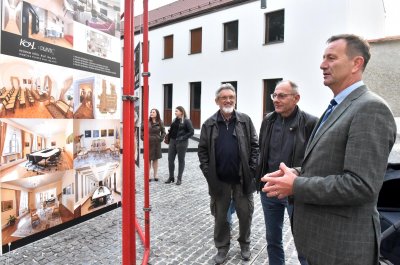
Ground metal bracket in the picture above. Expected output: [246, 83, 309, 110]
[122, 95, 139, 102]
[142, 72, 151, 77]
[143, 207, 152, 212]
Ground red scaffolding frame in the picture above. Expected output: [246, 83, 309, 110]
[122, 1, 151, 264]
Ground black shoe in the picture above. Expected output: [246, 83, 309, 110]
[214, 250, 228, 264]
[154, 178, 159, 181]
[240, 246, 251, 261]
[165, 177, 174, 184]
[176, 179, 181, 185]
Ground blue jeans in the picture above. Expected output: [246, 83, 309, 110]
[260, 193, 308, 265]
[227, 200, 236, 226]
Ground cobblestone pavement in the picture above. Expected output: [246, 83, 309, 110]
[1, 133, 398, 265]
[0, 138, 300, 265]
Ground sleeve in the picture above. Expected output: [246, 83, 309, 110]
[293, 100, 397, 206]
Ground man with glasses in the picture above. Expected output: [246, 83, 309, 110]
[198, 83, 259, 264]
[256, 80, 317, 265]
[262, 34, 397, 264]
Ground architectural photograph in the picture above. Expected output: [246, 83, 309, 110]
[0, 0, 399, 264]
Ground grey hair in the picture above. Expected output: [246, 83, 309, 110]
[215, 83, 236, 99]
[276, 80, 299, 95]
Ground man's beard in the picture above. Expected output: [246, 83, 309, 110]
[222, 106, 234, 114]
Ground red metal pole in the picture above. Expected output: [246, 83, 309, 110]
[122, 0, 136, 264]
[142, 0, 151, 259]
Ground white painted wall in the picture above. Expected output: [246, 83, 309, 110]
[131, 0, 390, 132]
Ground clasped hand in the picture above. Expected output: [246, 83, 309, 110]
[261, 162, 298, 199]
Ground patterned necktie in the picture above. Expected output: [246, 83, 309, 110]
[320, 99, 338, 123]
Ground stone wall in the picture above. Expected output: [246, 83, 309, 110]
[364, 39, 400, 117]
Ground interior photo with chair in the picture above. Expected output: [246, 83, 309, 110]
[0, 55, 75, 119]
[0, 118, 74, 181]
[1, 170, 75, 246]
[72, 118, 121, 169]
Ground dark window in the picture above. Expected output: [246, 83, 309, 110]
[164, 35, 173, 59]
[190, 82, 201, 109]
[221, 81, 237, 108]
[265, 10, 284, 44]
[163, 84, 173, 126]
[263, 78, 282, 116]
[190, 82, 201, 129]
[190, 28, 202, 54]
[223, 20, 238, 51]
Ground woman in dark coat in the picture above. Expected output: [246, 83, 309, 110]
[141, 108, 166, 181]
[165, 106, 194, 185]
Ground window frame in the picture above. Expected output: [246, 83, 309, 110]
[163, 35, 174, 59]
[264, 9, 285, 44]
[223, 20, 239, 51]
[190, 27, 202, 54]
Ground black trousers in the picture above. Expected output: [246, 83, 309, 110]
[210, 182, 254, 251]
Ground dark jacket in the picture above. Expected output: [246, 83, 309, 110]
[198, 110, 259, 197]
[255, 107, 318, 190]
[170, 118, 194, 143]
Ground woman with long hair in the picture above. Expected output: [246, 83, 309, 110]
[141, 108, 166, 181]
[165, 106, 194, 185]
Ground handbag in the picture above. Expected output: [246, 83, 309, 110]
[164, 133, 170, 144]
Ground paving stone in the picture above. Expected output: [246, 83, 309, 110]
[0, 139, 306, 264]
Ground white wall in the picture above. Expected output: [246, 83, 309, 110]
[132, 0, 389, 132]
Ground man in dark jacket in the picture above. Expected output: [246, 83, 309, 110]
[198, 83, 259, 264]
[256, 80, 317, 265]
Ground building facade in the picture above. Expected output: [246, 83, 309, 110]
[130, 0, 397, 132]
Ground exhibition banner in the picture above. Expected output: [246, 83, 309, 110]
[0, 0, 121, 253]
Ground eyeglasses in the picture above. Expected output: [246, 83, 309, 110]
[270, 93, 296, 100]
[219, 95, 236, 101]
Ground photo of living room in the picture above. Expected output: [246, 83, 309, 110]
[73, 119, 120, 168]
[0, 55, 75, 119]
[0, 118, 74, 181]
[75, 161, 121, 217]
[1, 169, 75, 246]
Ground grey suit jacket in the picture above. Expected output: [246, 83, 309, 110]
[293, 86, 397, 265]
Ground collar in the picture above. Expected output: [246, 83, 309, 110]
[217, 110, 236, 122]
[334, 80, 364, 106]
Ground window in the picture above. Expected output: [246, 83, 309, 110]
[163, 84, 173, 126]
[263, 78, 282, 116]
[19, 191, 28, 216]
[190, 28, 202, 54]
[265, 10, 284, 44]
[10, 133, 17, 153]
[223, 20, 238, 51]
[164, 35, 173, 59]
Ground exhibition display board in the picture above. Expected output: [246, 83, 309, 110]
[0, 0, 121, 253]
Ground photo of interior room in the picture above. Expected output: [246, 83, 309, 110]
[73, 119, 120, 168]
[2, 0, 23, 34]
[2, 0, 74, 49]
[66, 0, 120, 38]
[1, 170, 75, 245]
[75, 161, 121, 217]
[0, 118, 74, 181]
[73, 77, 95, 119]
[0, 55, 75, 119]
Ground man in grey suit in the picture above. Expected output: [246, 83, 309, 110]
[261, 34, 397, 265]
